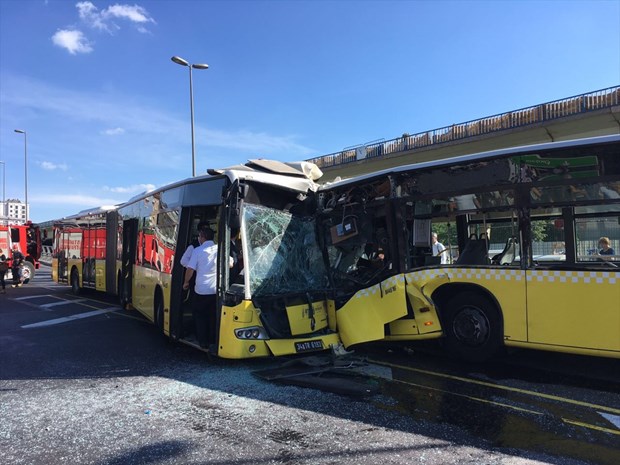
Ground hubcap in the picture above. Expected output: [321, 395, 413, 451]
[452, 306, 490, 347]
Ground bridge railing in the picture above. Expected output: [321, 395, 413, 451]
[308, 85, 620, 169]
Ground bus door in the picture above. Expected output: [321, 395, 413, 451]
[82, 224, 95, 288]
[173, 206, 220, 344]
[120, 218, 138, 307]
[169, 207, 194, 340]
[105, 211, 119, 294]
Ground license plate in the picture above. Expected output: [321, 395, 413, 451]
[294, 340, 324, 353]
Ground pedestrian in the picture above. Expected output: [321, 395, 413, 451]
[432, 232, 448, 264]
[182, 226, 219, 350]
[10, 244, 25, 288]
[0, 248, 8, 294]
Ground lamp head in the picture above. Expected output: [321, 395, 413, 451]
[171, 56, 189, 67]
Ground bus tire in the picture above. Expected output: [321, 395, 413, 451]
[70, 268, 80, 295]
[118, 273, 128, 309]
[154, 289, 165, 336]
[443, 291, 502, 362]
[21, 261, 35, 284]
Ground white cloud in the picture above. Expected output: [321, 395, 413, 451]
[105, 4, 155, 24]
[104, 183, 156, 194]
[39, 161, 68, 171]
[76, 2, 155, 34]
[76, 1, 110, 32]
[51, 29, 93, 54]
[102, 127, 125, 136]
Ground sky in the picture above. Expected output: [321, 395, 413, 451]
[1, 0, 619, 223]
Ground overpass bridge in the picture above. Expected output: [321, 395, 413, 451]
[309, 85, 620, 181]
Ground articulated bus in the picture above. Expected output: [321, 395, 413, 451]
[53, 160, 341, 359]
[52, 206, 119, 293]
[316, 134, 620, 360]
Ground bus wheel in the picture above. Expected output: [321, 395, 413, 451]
[443, 291, 502, 362]
[117, 274, 127, 309]
[21, 261, 35, 284]
[70, 269, 80, 295]
[154, 290, 165, 336]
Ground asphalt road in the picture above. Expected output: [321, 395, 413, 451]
[1, 266, 618, 465]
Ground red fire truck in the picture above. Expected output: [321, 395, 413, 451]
[0, 221, 41, 283]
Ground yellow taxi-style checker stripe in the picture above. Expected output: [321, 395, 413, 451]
[406, 268, 618, 285]
[527, 270, 617, 285]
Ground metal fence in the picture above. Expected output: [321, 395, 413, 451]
[308, 86, 620, 169]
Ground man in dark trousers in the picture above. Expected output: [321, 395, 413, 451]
[11, 244, 24, 288]
[182, 226, 219, 350]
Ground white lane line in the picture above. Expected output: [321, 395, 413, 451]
[11, 294, 59, 301]
[599, 412, 620, 429]
[40, 299, 88, 309]
[21, 307, 120, 329]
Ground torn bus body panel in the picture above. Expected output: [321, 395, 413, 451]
[402, 271, 447, 336]
[336, 274, 408, 347]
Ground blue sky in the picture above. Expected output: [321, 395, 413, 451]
[1, 0, 619, 223]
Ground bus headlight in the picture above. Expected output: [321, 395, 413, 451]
[234, 326, 269, 340]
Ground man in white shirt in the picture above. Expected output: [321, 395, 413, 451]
[432, 232, 448, 264]
[183, 226, 218, 349]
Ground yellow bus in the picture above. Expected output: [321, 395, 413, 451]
[316, 135, 620, 360]
[53, 160, 341, 359]
[52, 206, 119, 293]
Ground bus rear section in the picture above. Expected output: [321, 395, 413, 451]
[52, 207, 119, 295]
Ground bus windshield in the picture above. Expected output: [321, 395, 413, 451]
[243, 203, 327, 296]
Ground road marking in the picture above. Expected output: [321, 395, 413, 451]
[375, 362, 620, 436]
[369, 359, 620, 415]
[562, 418, 620, 436]
[40, 299, 88, 309]
[21, 307, 119, 329]
[394, 378, 544, 416]
[598, 412, 620, 429]
[11, 294, 58, 301]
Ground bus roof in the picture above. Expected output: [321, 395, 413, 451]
[60, 205, 120, 221]
[320, 134, 620, 190]
[116, 159, 323, 210]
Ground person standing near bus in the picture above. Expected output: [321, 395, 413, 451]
[0, 248, 8, 294]
[432, 232, 448, 264]
[11, 244, 24, 288]
[183, 226, 219, 350]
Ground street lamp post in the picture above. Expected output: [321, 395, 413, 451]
[14, 129, 28, 222]
[171, 55, 209, 177]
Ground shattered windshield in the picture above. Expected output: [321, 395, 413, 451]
[243, 203, 328, 296]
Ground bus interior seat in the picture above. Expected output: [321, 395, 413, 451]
[492, 236, 517, 265]
[456, 234, 489, 266]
